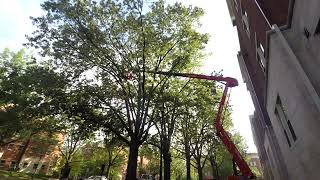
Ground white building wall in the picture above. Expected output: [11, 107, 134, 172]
[238, 53, 288, 180]
[288, 0, 320, 95]
[266, 25, 320, 180]
[263, 127, 288, 180]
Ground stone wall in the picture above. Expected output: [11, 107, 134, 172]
[266, 25, 320, 180]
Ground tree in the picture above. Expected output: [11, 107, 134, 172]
[178, 111, 193, 180]
[57, 124, 85, 179]
[172, 79, 216, 180]
[138, 144, 158, 176]
[204, 116, 248, 179]
[187, 82, 216, 180]
[75, 137, 126, 179]
[190, 118, 215, 180]
[27, 0, 208, 179]
[152, 79, 190, 180]
[103, 132, 127, 179]
[0, 48, 68, 146]
[170, 77, 249, 180]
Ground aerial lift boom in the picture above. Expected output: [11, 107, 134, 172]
[146, 71, 255, 180]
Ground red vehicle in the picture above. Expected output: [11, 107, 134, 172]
[146, 71, 255, 180]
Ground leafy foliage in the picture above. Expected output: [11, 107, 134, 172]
[27, 0, 209, 178]
[0, 0, 252, 179]
[0, 48, 68, 145]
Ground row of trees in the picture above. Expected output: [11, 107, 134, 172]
[0, 0, 251, 179]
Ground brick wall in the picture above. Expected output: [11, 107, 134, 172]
[256, 0, 289, 26]
[232, 0, 289, 125]
[0, 134, 63, 175]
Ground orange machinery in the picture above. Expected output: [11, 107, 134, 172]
[147, 71, 255, 180]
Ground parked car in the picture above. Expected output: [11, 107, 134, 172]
[140, 174, 153, 180]
[85, 176, 108, 180]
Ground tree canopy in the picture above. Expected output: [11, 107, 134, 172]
[0, 48, 68, 145]
[0, 0, 252, 179]
[26, 0, 210, 178]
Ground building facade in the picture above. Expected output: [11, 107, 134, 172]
[247, 153, 263, 177]
[226, 0, 320, 179]
[0, 134, 63, 175]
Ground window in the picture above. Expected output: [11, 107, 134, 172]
[257, 53, 266, 72]
[256, 41, 266, 72]
[33, 163, 39, 170]
[18, 145, 24, 151]
[282, 127, 292, 147]
[41, 164, 46, 170]
[7, 144, 14, 150]
[276, 97, 297, 142]
[259, 43, 265, 56]
[234, 0, 238, 11]
[315, 18, 320, 35]
[0, 160, 5, 166]
[250, 161, 256, 166]
[23, 162, 28, 168]
[10, 161, 17, 170]
[242, 11, 250, 37]
[275, 96, 297, 147]
[287, 119, 297, 141]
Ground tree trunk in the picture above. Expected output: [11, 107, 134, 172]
[210, 156, 219, 180]
[16, 136, 31, 169]
[106, 163, 111, 179]
[106, 149, 112, 179]
[215, 164, 220, 180]
[196, 159, 203, 180]
[163, 143, 171, 180]
[60, 163, 71, 179]
[185, 145, 191, 180]
[100, 164, 106, 177]
[159, 144, 163, 180]
[125, 142, 139, 180]
[232, 159, 238, 176]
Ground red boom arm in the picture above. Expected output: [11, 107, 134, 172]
[150, 71, 254, 178]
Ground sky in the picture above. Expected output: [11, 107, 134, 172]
[0, 0, 257, 152]
[175, 0, 256, 152]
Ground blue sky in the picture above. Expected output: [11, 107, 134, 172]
[0, 0, 44, 50]
[0, 0, 256, 152]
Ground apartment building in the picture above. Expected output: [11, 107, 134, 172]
[0, 134, 63, 175]
[247, 153, 262, 177]
[226, 0, 320, 179]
